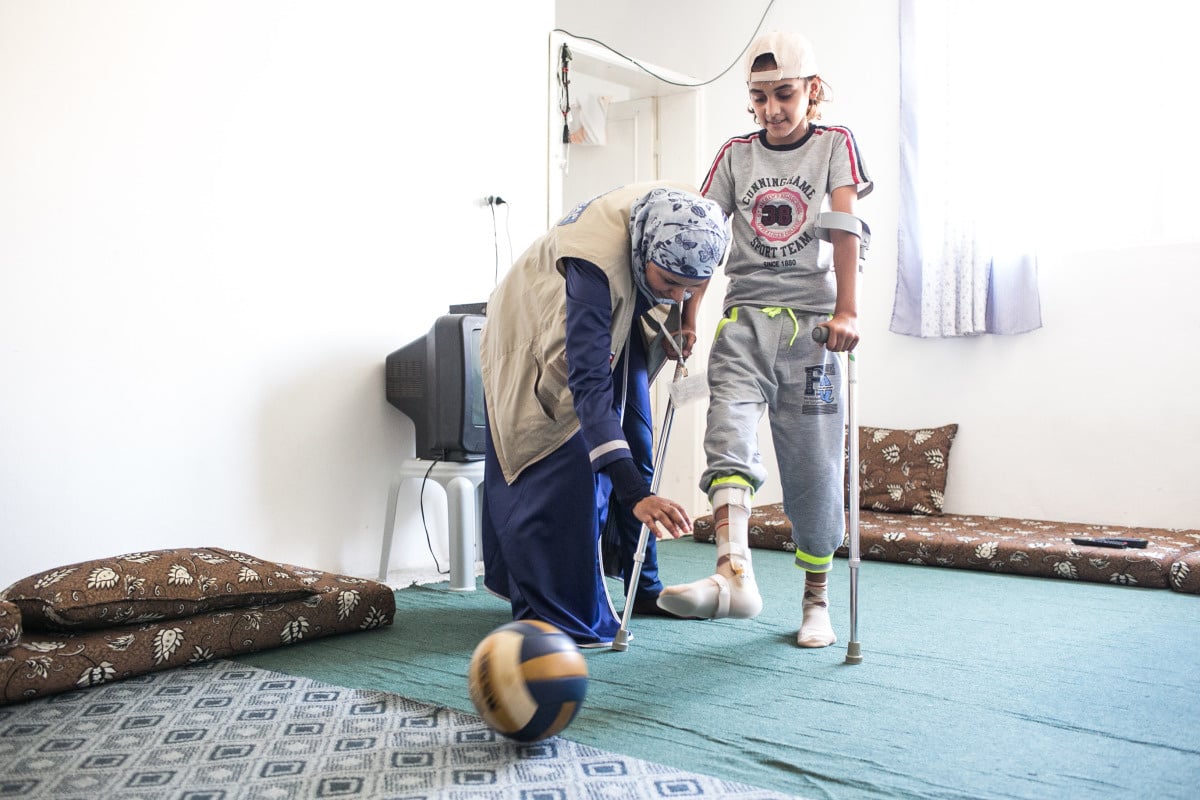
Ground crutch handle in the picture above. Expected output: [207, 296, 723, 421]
[812, 325, 830, 344]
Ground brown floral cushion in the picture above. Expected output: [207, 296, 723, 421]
[0, 565, 395, 706]
[845, 512, 1200, 590]
[0, 601, 20, 650]
[693, 503, 1200, 594]
[856, 424, 958, 514]
[1, 548, 318, 632]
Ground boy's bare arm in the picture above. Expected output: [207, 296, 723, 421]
[823, 184, 861, 352]
[676, 281, 710, 359]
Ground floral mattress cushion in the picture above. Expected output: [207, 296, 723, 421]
[0, 563, 395, 706]
[1, 547, 318, 631]
[694, 504, 1200, 594]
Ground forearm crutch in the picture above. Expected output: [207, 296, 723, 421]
[813, 210, 870, 665]
[611, 357, 686, 652]
[812, 327, 861, 664]
[844, 348, 862, 665]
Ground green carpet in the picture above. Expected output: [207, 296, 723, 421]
[235, 537, 1200, 799]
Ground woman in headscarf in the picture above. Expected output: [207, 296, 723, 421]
[480, 182, 729, 647]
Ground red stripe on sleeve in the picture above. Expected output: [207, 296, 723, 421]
[825, 126, 864, 185]
[700, 135, 756, 195]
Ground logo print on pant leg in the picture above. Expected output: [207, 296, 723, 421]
[803, 364, 839, 415]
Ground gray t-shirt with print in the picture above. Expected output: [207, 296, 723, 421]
[701, 125, 872, 313]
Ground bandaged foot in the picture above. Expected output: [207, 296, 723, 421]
[656, 486, 763, 620]
[632, 594, 701, 620]
[796, 581, 837, 648]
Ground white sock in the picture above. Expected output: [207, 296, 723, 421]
[797, 581, 837, 648]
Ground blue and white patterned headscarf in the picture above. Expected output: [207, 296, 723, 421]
[629, 187, 728, 305]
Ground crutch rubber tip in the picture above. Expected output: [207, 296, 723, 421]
[611, 629, 631, 652]
[844, 642, 863, 664]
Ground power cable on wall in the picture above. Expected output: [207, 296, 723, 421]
[487, 195, 511, 285]
[552, 0, 778, 90]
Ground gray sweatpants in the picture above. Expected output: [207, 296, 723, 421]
[700, 306, 846, 572]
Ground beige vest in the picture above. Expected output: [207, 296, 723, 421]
[481, 181, 690, 484]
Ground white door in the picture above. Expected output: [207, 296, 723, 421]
[559, 97, 657, 216]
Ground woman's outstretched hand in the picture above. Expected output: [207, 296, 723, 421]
[633, 495, 693, 539]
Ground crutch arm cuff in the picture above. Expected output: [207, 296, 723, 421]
[814, 211, 871, 267]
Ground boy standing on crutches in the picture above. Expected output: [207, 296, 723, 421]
[657, 31, 872, 649]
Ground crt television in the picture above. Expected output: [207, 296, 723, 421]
[385, 312, 487, 462]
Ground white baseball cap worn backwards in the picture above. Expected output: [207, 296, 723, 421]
[744, 31, 820, 83]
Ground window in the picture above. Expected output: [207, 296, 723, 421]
[893, 0, 1197, 337]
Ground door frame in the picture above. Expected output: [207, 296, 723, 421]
[545, 32, 714, 515]
[545, 32, 705, 227]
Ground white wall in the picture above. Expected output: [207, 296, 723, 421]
[556, 0, 1200, 529]
[2, 1, 1196, 592]
[0, 0, 554, 588]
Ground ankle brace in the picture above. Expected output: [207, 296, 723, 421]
[656, 485, 762, 620]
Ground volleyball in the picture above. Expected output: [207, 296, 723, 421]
[467, 619, 589, 742]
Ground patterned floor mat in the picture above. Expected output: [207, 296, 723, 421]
[0, 660, 800, 799]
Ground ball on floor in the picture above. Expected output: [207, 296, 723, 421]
[467, 619, 589, 742]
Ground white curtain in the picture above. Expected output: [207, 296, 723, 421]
[892, 0, 1042, 338]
